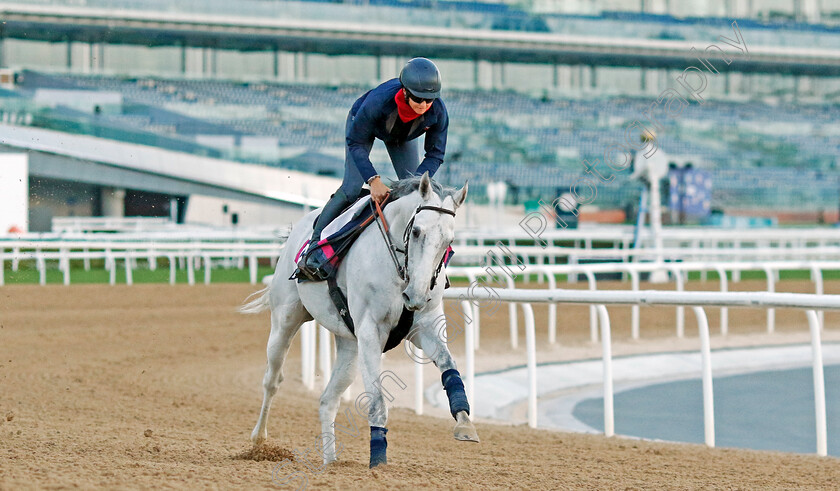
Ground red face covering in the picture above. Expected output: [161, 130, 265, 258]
[395, 88, 423, 123]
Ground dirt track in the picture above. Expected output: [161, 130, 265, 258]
[2, 281, 840, 490]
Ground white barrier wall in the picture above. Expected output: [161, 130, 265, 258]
[0, 153, 28, 234]
[184, 194, 313, 227]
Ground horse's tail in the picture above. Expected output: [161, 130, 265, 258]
[239, 286, 271, 314]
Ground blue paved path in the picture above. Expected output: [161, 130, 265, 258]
[427, 343, 840, 456]
[572, 365, 840, 456]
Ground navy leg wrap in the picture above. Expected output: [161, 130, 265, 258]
[369, 426, 388, 468]
[441, 369, 470, 419]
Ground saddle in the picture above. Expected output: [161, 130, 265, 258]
[290, 193, 453, 352]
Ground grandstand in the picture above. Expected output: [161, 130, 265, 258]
[2, 69, 838, 214]
[1, 0, 840, 229]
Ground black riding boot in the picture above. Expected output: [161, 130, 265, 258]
[298, 190, 350, 277]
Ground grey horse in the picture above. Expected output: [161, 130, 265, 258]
[240, 173, 478, 468]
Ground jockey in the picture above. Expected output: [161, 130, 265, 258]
[298, 57, 449, 275]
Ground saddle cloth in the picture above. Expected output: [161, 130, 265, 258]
[293, 194, 455, 283]
[320, 195, 375, 242]
[292, 194, 379, 282]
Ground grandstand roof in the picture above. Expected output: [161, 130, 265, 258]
[3, 2, 840, 76]
[0, 124, 334, 208]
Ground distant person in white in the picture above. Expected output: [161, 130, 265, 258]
[630, 129, 669, 270]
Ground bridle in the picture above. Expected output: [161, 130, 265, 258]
[372, 196, 455, 289]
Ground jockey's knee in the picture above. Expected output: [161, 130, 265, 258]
[337, 185, 359, 203]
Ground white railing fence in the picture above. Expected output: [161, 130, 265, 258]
[456, 226, 840, 250]
[438, 288, 838, 456]
[448, 260, 840, 347]
[451, 244, 840, 268]
[51, 216, 174, 233]
[6, 225, 840, 288]
[0, 239, 284, 286]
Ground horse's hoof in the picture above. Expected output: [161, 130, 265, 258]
[453, 412, 480, 443]
[369, 450, 387, 468]
[454, 422, 480, 442]
[251, 428, 267, 446]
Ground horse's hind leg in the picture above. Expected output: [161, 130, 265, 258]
[251, 303, 310, 445]
[318, 335, 358, 464]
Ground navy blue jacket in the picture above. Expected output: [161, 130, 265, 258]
[347, 78, 449, 183]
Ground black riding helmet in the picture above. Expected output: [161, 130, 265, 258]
[399, 57, 441, 100]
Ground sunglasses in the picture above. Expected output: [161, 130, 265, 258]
[407, 92, 434, 105]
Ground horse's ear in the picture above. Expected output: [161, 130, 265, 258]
[418, 171, 432, 201]
[452, 180, 469, 209]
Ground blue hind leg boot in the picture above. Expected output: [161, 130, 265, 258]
[369, 426, 388, 468]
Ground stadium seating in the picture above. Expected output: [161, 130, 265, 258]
[4, 70, 839, 211]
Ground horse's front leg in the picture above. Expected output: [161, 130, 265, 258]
[318, 335, 358, 465]
[356, 319, 390, 468]
[410, 310, 480, 443]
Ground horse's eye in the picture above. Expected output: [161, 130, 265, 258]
[412, 227, 421, 238]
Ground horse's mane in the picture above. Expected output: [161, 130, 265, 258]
[388, 175, 456, 202]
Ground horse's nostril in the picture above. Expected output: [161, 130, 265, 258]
[402, 292, 411, 304]
[426, 297, 432, 303]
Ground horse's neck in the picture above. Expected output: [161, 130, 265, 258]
[344, 195, 416, 286]
[381, 195, 418, 244]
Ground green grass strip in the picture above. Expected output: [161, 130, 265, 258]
[2, 265, 278, 285]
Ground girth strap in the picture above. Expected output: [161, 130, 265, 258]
[327, 275, 415, 353]
[384, 309, 414, 353]
[327, 275, 355, 336]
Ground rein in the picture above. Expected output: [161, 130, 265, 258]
[372, 196, 455, 288]
[372, 194, 406, 280]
